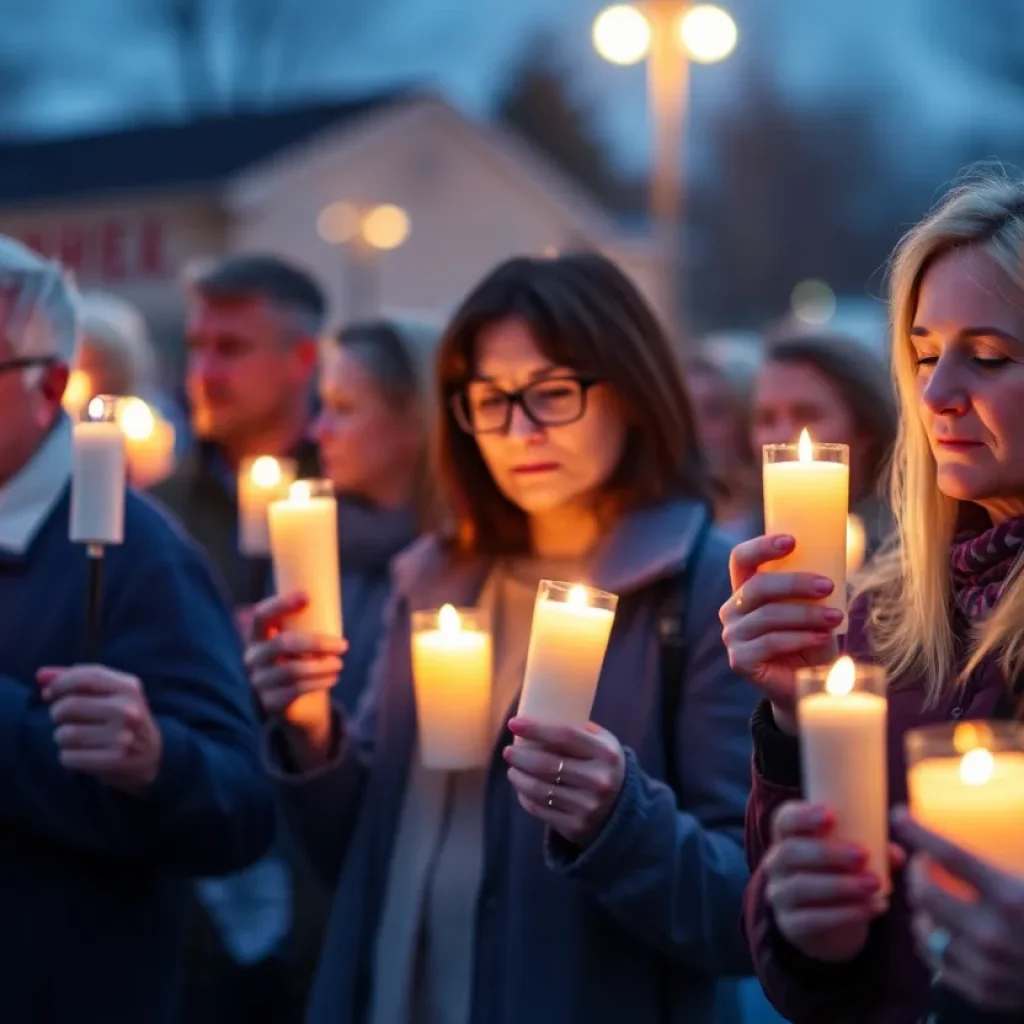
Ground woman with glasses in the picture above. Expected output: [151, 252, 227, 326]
[245, 252, 755, 1024]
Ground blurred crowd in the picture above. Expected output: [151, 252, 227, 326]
[1, 168, 1023, 1024]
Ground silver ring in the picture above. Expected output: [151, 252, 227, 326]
[546, 785, 556, 808]
[734, 588, 744, 611]
[554, 759, 564, 786]
[926, 926, 952, 968]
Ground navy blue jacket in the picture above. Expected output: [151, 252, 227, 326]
[0, 488, 275, 1023]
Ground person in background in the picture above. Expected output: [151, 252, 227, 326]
[749, 331, 898, 559]
[0, 238, 274, 1023]
[310, 318, 439, 710]
[247, 252, 755, 1024]
[150, 253, 324, 606]
[723, 175, 1024, 1023]
[149, 254, 324, 1024]
[686, 354, 761, 537]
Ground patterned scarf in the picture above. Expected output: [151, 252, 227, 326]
[948, 514, 1024, 620]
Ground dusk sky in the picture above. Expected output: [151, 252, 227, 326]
[1, 0, 1018, 177]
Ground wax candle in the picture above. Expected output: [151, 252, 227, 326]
[846, 513, 867, 576]
[70, 396, 126, 546]
[238, 456, 296, 556]
[117, 397, 175, 488]
[907, 722, 1024, 879]
[410, 605, 493, 769]
[798, 657, 890, 892]
[763, 429, 850, 632]
[516, 581, 618, 735]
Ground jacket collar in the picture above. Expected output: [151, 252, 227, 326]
[391, 498, 711, 607]
[0, 415, 73, 555]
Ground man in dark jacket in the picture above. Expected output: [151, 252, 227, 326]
[149, 253, 327, 1024]
[0, 238, 275, 1023]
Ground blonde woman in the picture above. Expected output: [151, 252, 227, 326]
[721, 174, 1024, 1023]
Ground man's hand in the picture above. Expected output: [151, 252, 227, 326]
[37, 665, 164, 794]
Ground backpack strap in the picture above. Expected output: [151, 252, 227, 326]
[656, 510, 713, 799]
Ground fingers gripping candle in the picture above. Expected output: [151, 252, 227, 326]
[798, 657, 890, 893]
[763, 429, 850, 632]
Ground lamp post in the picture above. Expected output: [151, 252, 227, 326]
[317, 202, 411, 319]
[593, 2, 737, 337]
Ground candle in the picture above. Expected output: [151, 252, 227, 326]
[70, 396, 126, 546]
[516, 581, 618, 736]
[797, 657, 890, 892]
[62, 369, 92, 420]
[238, 456, 296, 556]
[907, 721, 1024, 879]
[410, 605, 493, 769]
[846, 513, 867, 576]
[763, 429, 850, 632]
[117, 397, 175, 488]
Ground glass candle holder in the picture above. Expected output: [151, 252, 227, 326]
[763, 430, 850, 632]
[411, 605, 493, 770]
[238, 455, 297, 556]
[70, 395, 126, 546]
[516, 581, 618, 737]
[906, 721, 1024, 879]
[797, 657, 889, 892]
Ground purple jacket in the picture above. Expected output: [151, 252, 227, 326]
[743, 598, 1008, 1024]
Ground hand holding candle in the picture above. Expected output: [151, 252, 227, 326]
[797, 656, 890, 893]
[238, 456, 296, 557]
[515, 581, 617, 740]
[763, 429, 850, 632]
[411, 605, 492, 770]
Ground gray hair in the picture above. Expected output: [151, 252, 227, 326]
[0, 236, 79, 383]
[78, 291, 157, 395]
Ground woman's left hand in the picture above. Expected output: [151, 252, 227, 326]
[893, 808, 1024, 1013]
[504, 717, 626, 847]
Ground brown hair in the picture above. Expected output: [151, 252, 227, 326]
[436, 252, 711, 555]
[763, 331, 897, 501]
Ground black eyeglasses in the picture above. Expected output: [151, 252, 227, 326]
[0, 356, 57, 377]
[452, 375, 598, 435]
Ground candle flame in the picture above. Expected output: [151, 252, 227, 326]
[566, 584, 589, 609]
[960, 747, 995, 786]
[117, 397, 156, 441]
[825, 655, 855, 696]
[63, 370, 91, 414]
[290, 479, 312, 503]
[953, 721, 994, 755]
[798, 428, 813, 463]
[251, 456, 282, 488]
[86, 396, 106, 422]
[438, 604, 460, 634]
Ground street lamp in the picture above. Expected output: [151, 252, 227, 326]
[318, 201, 412, 318]
[593, 1, 737, 336]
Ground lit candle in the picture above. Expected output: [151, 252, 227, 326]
[410, 604, 493, 769]
[70, 396, 126, 546]
[117, 397, 175, 488]
[907, 722, 1024, 879]
[763, 429, 850, 632]
[62, 369, 92, 420]
[846, 513, 867, 576]
[798, 657, 890, 892]
[516, 581, 618, 736]
[238, 456, 297, 556]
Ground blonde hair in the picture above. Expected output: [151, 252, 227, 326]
[860, 171, 1024, 703]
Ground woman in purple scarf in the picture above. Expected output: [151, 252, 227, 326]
[721, 173, 1024, 1024]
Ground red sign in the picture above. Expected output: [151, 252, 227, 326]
[17, 217, 166, 282]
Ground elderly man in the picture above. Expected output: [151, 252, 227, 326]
[0, 238, 275, 1023]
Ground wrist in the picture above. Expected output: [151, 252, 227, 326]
[281, 712, 337, 771]
[771, 703, 799, 735]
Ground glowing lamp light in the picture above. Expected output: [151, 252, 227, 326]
[791, 279, 836, 326]
[593, 4, 652, 65]
[317, 201, 360, 244]
[824, 655, 856, 697]
[361, 204, 411, 251]
[679, 4, 738, 63]
[63, 370, 91, 415]
[250, 456, 282, 489]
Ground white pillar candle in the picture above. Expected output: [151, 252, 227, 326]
[70, 396, 126, 546]
[763, 429, 850, 632]
[516, 581, 618, 735]
[846, 513, 867, 576]
[117, 397, 175, 488]
[411, 605, 492, 770]
[798, 657, 890, 893]
[907, 722, 1024, 879]
[238, 456, 297, 556]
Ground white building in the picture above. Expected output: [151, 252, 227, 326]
[0, 91, 661, 365]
